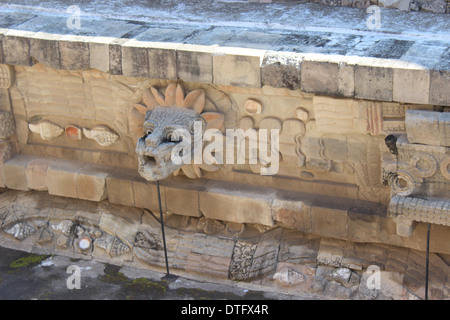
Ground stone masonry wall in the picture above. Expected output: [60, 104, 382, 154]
[0, 4, 448, 299]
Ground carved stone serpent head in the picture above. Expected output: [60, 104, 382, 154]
[133, 84, 224, 181]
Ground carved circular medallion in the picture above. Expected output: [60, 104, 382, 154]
[409, 153, 437, 178]
[78, 236, 92, 251]
[389, 170, 417, 196]
[440, 156, 450, 180]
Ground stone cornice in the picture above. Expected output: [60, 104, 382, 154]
[0, 6, 449, 106]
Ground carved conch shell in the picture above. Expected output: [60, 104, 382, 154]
[83, 125, 119, 147]
[109, 237, 131, 257]
[5, 222, 36, 241]
[29, 120, 64, 140]
[273, 267, 305, 287]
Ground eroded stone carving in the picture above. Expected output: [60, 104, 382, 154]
[83, 125, 119, 147]
[389, 196, 450, 236]
[273, 267, 305, 287]
[0, 111, 15, 140]
[134, 83, 224, 181]
[5, 222, 36, 241]
[384, 110, 450, 236]
[0, 191, 136, 259]
[229, 241, 257, 281]
[405, 110, 450, 147]
[0, 64, 13, 89]
[65, 125, 82, 140]
[244, 99, 262, 115]
[28, 120, 64, 140]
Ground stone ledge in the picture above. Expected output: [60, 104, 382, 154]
[2, 154, 449, 254]
[0, 11, 449, 105]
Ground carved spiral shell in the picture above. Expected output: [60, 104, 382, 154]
[29, 120, 64, 140]
[83, 125, 119, 147]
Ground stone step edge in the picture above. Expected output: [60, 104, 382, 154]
[2, 153, 449, 255]
[0, 28, 448, 106]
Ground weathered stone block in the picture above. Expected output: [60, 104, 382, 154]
[106, 167, 137, 207]
[199, 182, 275, 226]
[363, 243, 390, 271]
[109, 39, 127, 75]
[59, 37, 90, 70]
[26, 157, 55, 191]
[121, 41, 149, 78]
[313, 96, 366, 133]
[89, 38, 111, 73]
[213, 48, 263, 88]
[405, 109, 450, 147]
[338, 62, 355, 97]
[29, 34, 62, 69]
[341, 242, 365, 271]
[2, 35, 32, 66]
[348, 209, 380, 242]
[99, 206, 142, 248]
[355, 65, 393, 101]
[0, 33, 3, 64]
[317, 238, 346, 267]
[261, 52, 302, 90]
[393, 68, 430, 104]
[76, 163, 114, 202]
[185, 252, 231, 279]
[311, 206, 348, 238]
[165, 181, 203, 217]
[272, 197, 311, 232]
[301, 60, 339, 96]
[148, 48, 177, 80]
[132, 176, 166, 213]
[47, 160, 83, 198]
[429, 70, 450, 106]
[177, 45, 213, 83]
[2, 154, 32, 191]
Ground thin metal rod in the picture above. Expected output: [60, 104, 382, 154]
[425, 223, 431, 300]
[157, 180, 170, 276]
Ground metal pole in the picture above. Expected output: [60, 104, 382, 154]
[156, 180, 170, 277]
[425, 223, 431, 300]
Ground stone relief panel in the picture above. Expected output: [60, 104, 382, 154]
[9, 65, 136, 167]
[0, 190, 448, 300]
[313, 96, 367, 134]
[0, 110, 16, 141]
[27, 118, 121, 146]
[384, 110, 450, 237]
[0, 67, 18, 170]
[28, 120, 64, 140]
[4, 63, 446, 215]
[83, 125, 120, 147]
[227, 93, 392, 202]
[0, 191, 140, 262]
[231, 92, 312, 178]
